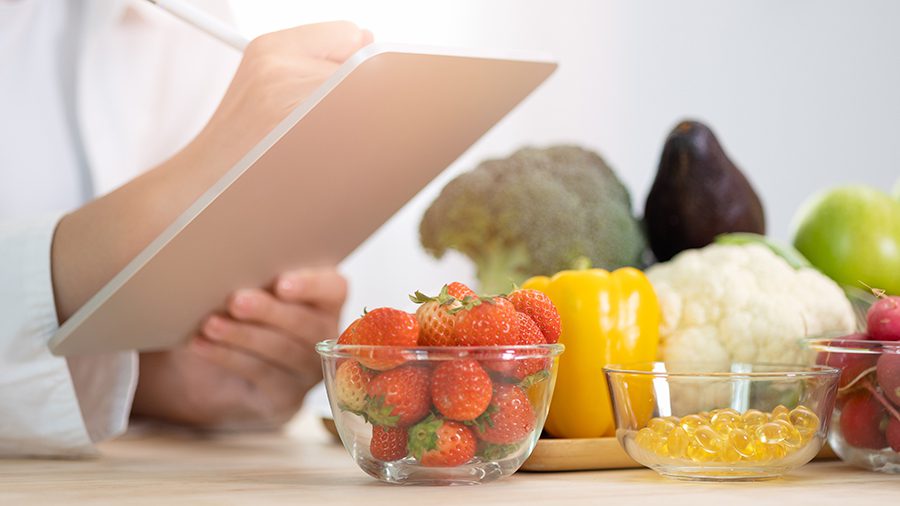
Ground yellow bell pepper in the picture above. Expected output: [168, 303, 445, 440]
[523, 266, 660, 438]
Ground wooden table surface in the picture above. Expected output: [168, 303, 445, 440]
[2, 410, 896, 505]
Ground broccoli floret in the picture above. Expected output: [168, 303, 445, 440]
[419, 145, 646, 294]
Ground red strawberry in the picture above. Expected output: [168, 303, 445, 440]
[452, 296, 519, 347]
[408, 415, 477, 467]
[366, 365, 432, 427]
[508, 289, 561, 344]
[447, 281, 477, 301]
[483, 312, 549, 381]
[473, 384, 535, 445]
[353, 308, 419, 370]
[370, 425, 409, 461]
[410, 286, 459, 346]
[337, 317, 362, 344]
[334, 360, 373, 412]
[431, 359, 492, 421]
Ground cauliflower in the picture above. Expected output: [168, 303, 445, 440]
[646, 243, 856, 368]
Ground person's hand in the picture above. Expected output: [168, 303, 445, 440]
[52, 22, 371, 322]
[187, 21, 374, 183]
[131, 268, 348, 429]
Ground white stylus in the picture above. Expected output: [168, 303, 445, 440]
[144, 0, 249, 51]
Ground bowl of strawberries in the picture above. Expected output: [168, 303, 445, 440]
[316, 282, 564, 485]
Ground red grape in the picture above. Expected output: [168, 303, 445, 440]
[840, 391, 888, 450]
[867, 296, 900, 341]
[888, 417, 900, 452]
[876, 351, 900, 407]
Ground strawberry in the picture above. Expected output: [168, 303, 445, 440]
[337, 317, 362, 344]
[410, 286, 459, 347]
[370, 425, 408, 461]
[447, 281, 477, 301]
[352, 307, 419, 370]
[431, 359, 492, 421]
[334, 360, 373, 412]
[408, 415, 477, 467]
[365, 365, 432, 427]
[483, 312, 549, 381]
[452, 296, 519, 347]
[508, 289, 561, 344]
[472, 383, 535, 445]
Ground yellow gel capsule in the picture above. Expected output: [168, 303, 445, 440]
[771, 405, 790, 422]
[790, 406, 820, 440]
[720, 445, 742, 464]
[756, 422, 787, 445]
[742, 409, 768, 428]
[667, 426, 689, 459]
[765, 443, 787, 461]
[728, 428, 755, 458]
[686, 441, 714, 462]
[772, 419, 802, 448]
[694, 426, 723, 453]
[648, 417, 676, 435]
[680, 414, 706, 434]
[664, 416, 680, 425]
[711, 409, 742, 434]
[698, 411, 712, 421]
[635, 427, 656, 450]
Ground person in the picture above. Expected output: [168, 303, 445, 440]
[0, 0, 371, 456]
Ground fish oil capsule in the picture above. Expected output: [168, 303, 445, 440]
[756, 422, 787, 445]
[698, 411, 712, 421]
[635, 427, 656, 450]
[711, 408, 742, 434]
[742, 409, 768, 428]
[764, 443, 787, 461]
[772, 419, 802, 448]
[648, 417, 676, 435]
[680, 414, 706, 434]
[789, 406, 820, 441]
[728, 428, 755, 459]
[694, 426, 724, 453]
[686, 441, 713, 462]
[667, 426, 689, 459]
[771, 405, 790, 422]
[663, 416, 680, 425]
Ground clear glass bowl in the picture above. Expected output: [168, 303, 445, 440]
[604, 362, 839, 481]
[808, 337, 900, 473]
[316, 340, 564, 485]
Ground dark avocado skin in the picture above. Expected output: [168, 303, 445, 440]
[644, 120, 765, 262]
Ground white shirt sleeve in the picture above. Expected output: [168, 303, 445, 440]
[0, 214, 137, 457]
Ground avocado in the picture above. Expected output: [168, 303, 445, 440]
[644, 120, 765, 262]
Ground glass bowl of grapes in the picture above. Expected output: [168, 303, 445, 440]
[808, 294, 900, 473]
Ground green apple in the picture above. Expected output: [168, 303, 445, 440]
[793, 185, 900, 295]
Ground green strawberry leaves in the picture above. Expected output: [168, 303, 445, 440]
[365, 396, 401, 427]
[465, 404, 499, 434]
[407, 414, 443, 459]
[520, 370, 550, 389]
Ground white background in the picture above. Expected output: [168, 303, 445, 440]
[229, 0, 899, 327]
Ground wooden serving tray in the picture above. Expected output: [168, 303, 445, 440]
[521, 437, 838, 472]
[321, 418, 836, 472]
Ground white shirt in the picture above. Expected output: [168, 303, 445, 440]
[0, 0, 238, 456]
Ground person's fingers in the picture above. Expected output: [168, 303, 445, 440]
[227, 289, 338, 341]
[200, 315, 317, 375]
[189, 336, 273, 384]
[252, 21, 372, 63]
[274, 268, 348, 313]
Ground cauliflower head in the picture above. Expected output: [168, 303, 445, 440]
[646, 243, 856, 368]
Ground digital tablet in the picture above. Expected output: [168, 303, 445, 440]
[49, 44, 556, 356]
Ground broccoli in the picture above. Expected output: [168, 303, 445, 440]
[419, 145, 646, 294]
